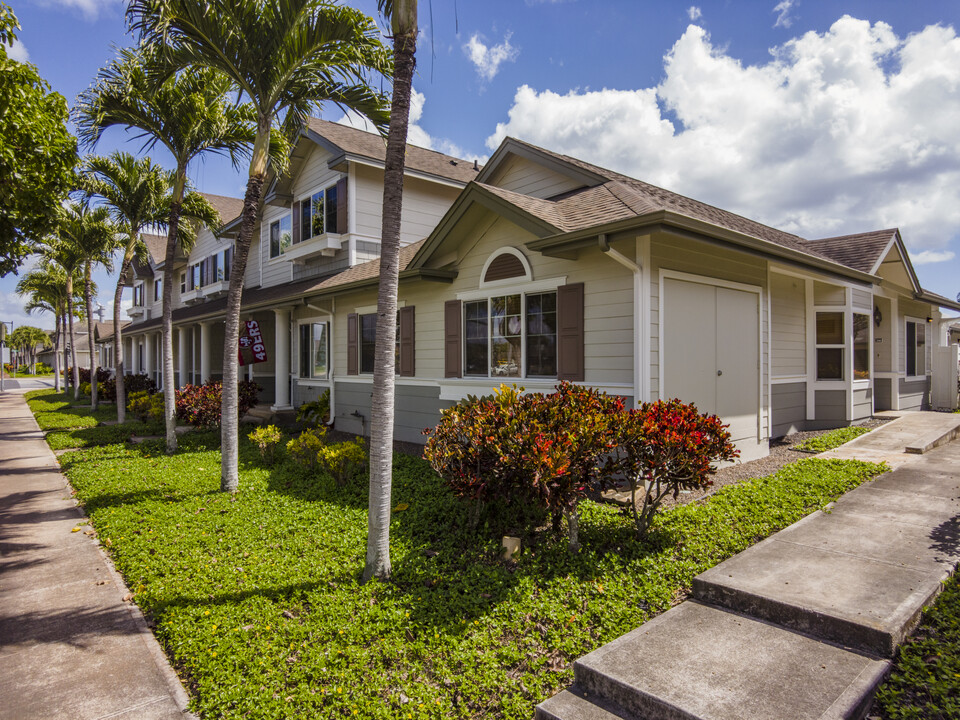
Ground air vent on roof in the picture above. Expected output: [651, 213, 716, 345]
[473, 159, 479, 171]
[449, 160, 458, 166]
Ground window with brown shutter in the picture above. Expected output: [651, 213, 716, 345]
[346, 312, 358, 375]
[398, 306, 415, 377]
[557, 282, 585, 381]
[444, 300, 462, 378]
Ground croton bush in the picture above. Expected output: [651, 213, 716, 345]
[175, 380, 260, 429]
[99, 372, 157, 403]
[424, 382, 738, 546]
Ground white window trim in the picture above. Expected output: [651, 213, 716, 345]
[904, 316, 929, 380]
[813, 307, 846, 382]
[297, 178, 343, 242]
[457, 276, 565, 302]
[268, 214, 292, 261]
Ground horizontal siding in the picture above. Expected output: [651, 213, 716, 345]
[852, 386, 872, 420]
[899, 377, 930, 411]
[874, 377, 893, 411]
[332, 381, 451, 444]
[814, 389, 846, 421]
[771, 381, 806, 437]
[813, 280, 844, 306]
[486, 155, 583, 199]
[770, 273, 805, 377]
[851, 288, 872, 310]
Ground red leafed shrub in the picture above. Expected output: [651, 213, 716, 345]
[423, 382, 624, 548]
[607, 399, 738, 538]
[78, 367, 113, 385]
[99, 372, 156, 402]
[175, 380, 260, 428]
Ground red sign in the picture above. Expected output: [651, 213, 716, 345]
[238, 320, 268, 366]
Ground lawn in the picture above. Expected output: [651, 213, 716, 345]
[40, 397, 886, 719]
[26, 389, 162, 446]
[874, 571, 960, 719]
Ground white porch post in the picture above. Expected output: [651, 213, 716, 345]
[144, 332, 155, 385]
[199, 321, 211, 384]
[271, 307, 292, 411]
[177, 326, 188, 388]
[131, 336, 140, 374]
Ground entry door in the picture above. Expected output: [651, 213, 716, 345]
[662, 277, 760, 443]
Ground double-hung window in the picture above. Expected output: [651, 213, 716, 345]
[299, 322, 328, 378]
[132, 284, 144, 307]
[815, 311, 844, 380]
[209, 247, 232, 283]
[905, 318, 927, 377]
[153, 278, 162, 302]
[187, 262, 203, 290]
[179, 272, 186, 295]
[853, 313, 870, 380]
[269, 215, 292, 258]
[464, 292, 558, 378]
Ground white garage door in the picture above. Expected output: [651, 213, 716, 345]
[662, 277, 760, 446]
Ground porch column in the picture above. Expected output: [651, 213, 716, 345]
[177, 326, 188, 388]
[131, 336, 140, 374]
[890, 297, 900, 411]
[199, 321, 211, 384]
[144, 332, 155, 384]
[271, 307, 292, 411]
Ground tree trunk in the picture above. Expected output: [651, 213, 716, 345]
[363, 9, 417, 584]
[85, 262, 98, 410]
[61, 313, 70, 392]
[114, 253, 132, 424]
[52, 314, 61, 392]
[220, 126, 268, 492]
[66, 276, 79, 400]
[163, 172, 186, 453]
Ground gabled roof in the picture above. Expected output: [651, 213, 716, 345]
[201, 192, 244, 227]
[141, 233, 166, 265]
[804, 229, 898, 274]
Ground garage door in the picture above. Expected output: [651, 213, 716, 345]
[662, 277, 760, 445]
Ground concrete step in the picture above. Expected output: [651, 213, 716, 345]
[692, 463, 960, 657]
[553, 602, 889, 720]
[905, 418, 960, 454]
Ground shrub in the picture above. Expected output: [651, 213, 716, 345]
[317, 437, 367, 487]
[79, 382, 91, 397]
[424, 382, 624, 548]
[607, 399, 738, 538]
[286, 427, 326, 469]
[248, 424, 282, 465]
[127, 391, 153, 421]
[296, 389, 330, 425]
[175, 380, 260, 428]
[100, 372, 156, 403]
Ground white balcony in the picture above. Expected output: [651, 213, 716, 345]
[203, 280, 230, 299]
[281, 233, 342, 263]
[127, 305, 145, 319]
[181, 289, 203, 305]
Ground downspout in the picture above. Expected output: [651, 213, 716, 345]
[304, 299, 336, 426]
[599, 233, 642, 406]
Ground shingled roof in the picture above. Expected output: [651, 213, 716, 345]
[201, 192, 244, 226]
[141, 233, 166, 264]
[306, 118, 481, 184]
[804, 229, 897, 274]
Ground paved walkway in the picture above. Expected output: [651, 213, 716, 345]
[0, 390, 193, 720]
[539, 414, 960, 720]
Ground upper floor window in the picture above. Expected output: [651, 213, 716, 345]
[187, 261, 203, 290]
[208, 246, 232, 283]
[270, 215, 292, 259]
[292, 178, 346, 247]
[905, 318, 927, 377]
[153, 278, 162, 302]
[132, 283, 144, 307]
[180, 271, 186, 295]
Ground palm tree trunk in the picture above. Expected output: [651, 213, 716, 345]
[220, 120, 270, 493]
[66, 276, 80, 399]
[363, 8, 417, 584]
[61, 313, 70, 392]
[85, 262, 98, 410]
[162, 175, 185, 453]
[114, 254, 131, 424]
[52, 314, 61, 392]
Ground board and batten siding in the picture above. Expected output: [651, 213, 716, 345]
[648, 233, 769, 421]
[770, 272, 805, 377]
[484, 154, 584, 199]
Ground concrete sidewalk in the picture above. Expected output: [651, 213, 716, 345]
[539, 427, 960, 720]
[0, 391, 193, 720]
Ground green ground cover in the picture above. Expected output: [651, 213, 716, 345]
[50, 411, 885, 720]
[792, 425, 871, 453]
[26, 389, 160, 444]
[874, 572, 960, 719]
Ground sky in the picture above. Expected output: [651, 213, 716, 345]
[4, 0, 960, 336]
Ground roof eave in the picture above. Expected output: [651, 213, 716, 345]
[916, 290, 960, 313]
[527, 211, 880, 285]
[476, 137, 607, 188]
[327, 152, 471, 189]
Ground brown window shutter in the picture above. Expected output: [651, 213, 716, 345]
[292, 201, 301, 245]
[444, 299, 462, 378]
[557, 283, 585, 381]
[398, 306, 415, 377]
[336, 177, 347, 234]
[346, 313, 358, 375]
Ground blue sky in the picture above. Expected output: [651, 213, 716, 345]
[4, 0, 960, 333]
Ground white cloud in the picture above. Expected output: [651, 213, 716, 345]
[463, 32, 520, 82]
[911, 250, 956, 265]
[487, 17, 960, 255]
[336, 89, 486, 165]
[34, 0, 120, 20]
[688, 6, 702, 22]
[0, 290, 54, 332]
[6, 39, 28, 62]
[773, 0, 797, 29]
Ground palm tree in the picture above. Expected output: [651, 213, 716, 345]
[364, 0, 418, 583]
[44, 231, 90, 399]
[81, 152, 217, 423]
[58, 202, 117, 409]
[128, 0, 392, 491]
[75, 47, 254, 448]
[7, 326, 50, 374]
[16, 262, 75, 392]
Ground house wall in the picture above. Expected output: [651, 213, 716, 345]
[484, 154, 584, 199]
[814, 281, 845, 306]
[814, 389, 846, 424]
[770, 272, 805, 377]
[853, 386, 873, 420]
[899, 377, 930, 411]
[771, 381, 806, 437]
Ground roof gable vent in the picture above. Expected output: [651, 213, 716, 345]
[484, 252, 527, 284]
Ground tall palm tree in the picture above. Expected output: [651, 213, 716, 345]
[364, 0, 418, 583]
[128, 0, 392, 491]
[76, 47, 255, 449]
[58, 202, 117, 409]
[17, 262, 76, 393]
[82, 152, 217, 423]
[44, 233, 89, 399]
